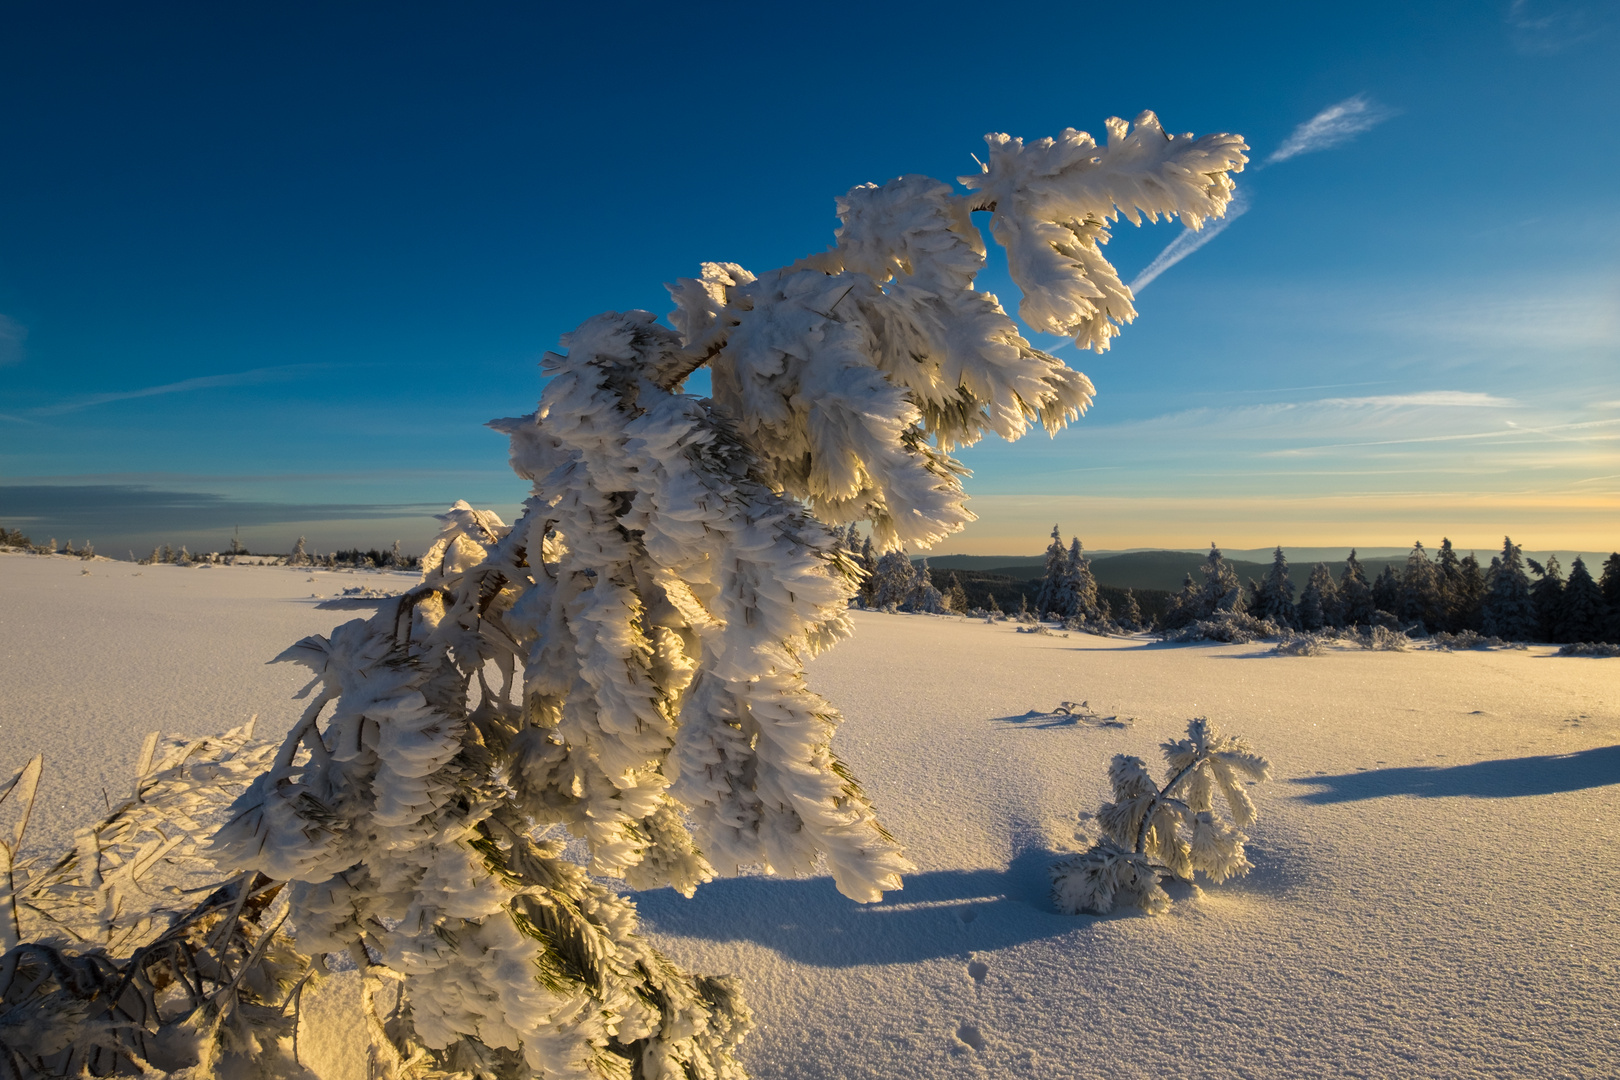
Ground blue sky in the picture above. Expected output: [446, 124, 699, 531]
[1, 1, 1615, 558]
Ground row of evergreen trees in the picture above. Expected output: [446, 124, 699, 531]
[831, 523, 1151, 629]
[0, 529, 96, 558]
[830, 525, 952, 613]
[1169, 537, 1620, 644]
[1029, 525, 1145, 629]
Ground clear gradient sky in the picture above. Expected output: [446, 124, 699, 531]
[1, 2, 1616, 558]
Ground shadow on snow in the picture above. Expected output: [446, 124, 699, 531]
[633, 847, 1097, 967]
[1288, 744, 1620, 803]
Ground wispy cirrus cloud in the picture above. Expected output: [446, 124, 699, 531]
[1264, 94, 1397, 166]
[1315, 392, 1516, 408]
[1507, 0, 1610, 55]
[1130, 95, 1396, 293]
[29, 364, 319, 416]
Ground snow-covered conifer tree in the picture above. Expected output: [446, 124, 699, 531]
[1339, 550, 1373, 626]
[1559, 556, 1607, 644]
[1456, 552, 1487, 632]
[871, 550, 916, 609]
[1164, 572, 1199, 628]
[906, 558, 948, 613]
[1117, 587, 1143, 631]
[1601, 553, 1620, 643]
[944, 571, 969, 613]
[210, 113, 1248, 1076]
[1400, 541, 1443, 632]
[1436, 538, 1463, 630]
[1064, 536, 1099, 622]
[290, 535, 308, 565]
[1371, 565, 1401, 619]
[1196, 543, 1245, 617]
[1297, 563, 1341, 631]
[1482, 537, 1537, 641]
[1251, 546, 1297, 629]
[856, 534, 877, 607]
[1034, 525, 1069, 618]
[1528, 554, 1565, 642]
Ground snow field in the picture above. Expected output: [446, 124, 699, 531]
[1, 554, 1616, 1078]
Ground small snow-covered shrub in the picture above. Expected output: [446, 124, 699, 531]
[1557, 641, 1620, 657]
[1429, 630, 1524, 651]
[1160, 611, 1280, 644]
[1062, 614, 1122, 636]
[1053, 718, 1271, 916]
[1351, 625, 1411, 651]
[1271, 630, 1332, 656]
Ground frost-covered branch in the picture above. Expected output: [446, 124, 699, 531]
[667, 114, 1245, 550]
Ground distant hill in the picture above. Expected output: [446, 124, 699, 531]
[923, 549, 1413, 594]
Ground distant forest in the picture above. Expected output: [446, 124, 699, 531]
[920, 534, 1620, 645]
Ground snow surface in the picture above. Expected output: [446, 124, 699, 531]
[3, 552, 1617, 1078]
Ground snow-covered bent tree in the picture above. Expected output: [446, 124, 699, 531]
[207, 114, 1247, 1078]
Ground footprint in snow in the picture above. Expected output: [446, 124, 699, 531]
[957, 906, 977, 925]
[954, 1023, 985, 1052]
[967, 960, 988, 985]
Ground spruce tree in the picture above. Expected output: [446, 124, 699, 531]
[1117, 587, 1143, 631]
[1064, 536, 1099, 622]
[1456, 552, 1487, 632]
[1370, 564, 1401, 618]
[1034, 525, 1069, 618]
[1164, 572, 1199, 629]
[944, 572, 969, 613]
[195, 111, 1248, 1075]
[1600, 553, 1620, 643]
[1527, 554, 1565, 642]
[1436, 538, 1464, 630]
[1481, 536, 1537, 641]
[1252, 546, 1297, 628]
[1400, 541, 1443, 631]
[1195, 543, 1245, 616]
[290, 535, 308, 565]
[905, 558, 948, 613]
[856, 535, 877, 606]
[1297, 563, 1341, 631]
[1339, 550, 1374, 626]
[871, 550, 915, 608]
[1559, 557, 1607, 643]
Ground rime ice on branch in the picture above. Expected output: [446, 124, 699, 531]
[212, 113, 1247, 1077]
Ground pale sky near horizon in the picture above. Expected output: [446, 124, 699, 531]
[1, 2, 1616, 558]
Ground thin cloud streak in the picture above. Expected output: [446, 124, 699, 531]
[1317, 392, 1515, 408]
[31, 364, 320, 416]
[1129, 192, 1250, 293]
[1265, 95, 1396, 165]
